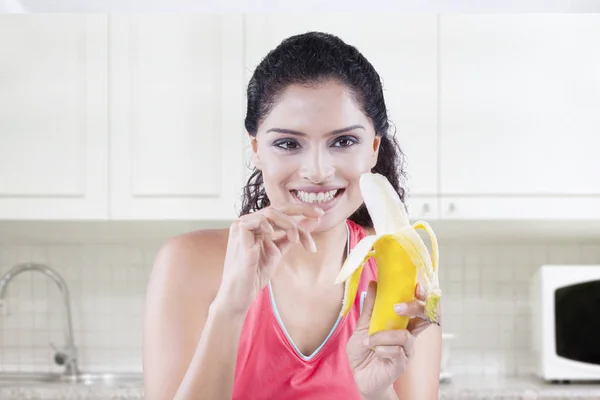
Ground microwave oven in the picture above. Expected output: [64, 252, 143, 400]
[530, 265, 600, 382]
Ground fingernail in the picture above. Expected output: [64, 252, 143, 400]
[394, 303, 408, 314]
[310, 240, 317, 253]
[314, 208, 325, 216]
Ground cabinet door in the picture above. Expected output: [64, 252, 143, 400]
[439, 14, 600, 220]
[109, 15, 246, 220]
[0, 15, 108, 220]
[244, 14, 440, 220]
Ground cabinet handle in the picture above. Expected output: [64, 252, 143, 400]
[422, 203, 430, 214]
[448, 202, 456, 213]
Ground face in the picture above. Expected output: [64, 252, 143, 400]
[250, 80, 381, 231]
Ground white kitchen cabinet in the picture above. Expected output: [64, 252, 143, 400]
[0, 15, 109, 220]
[243, 14, 440, 220]
[109, 15, 247, 220]
[439, 14, 600, 220]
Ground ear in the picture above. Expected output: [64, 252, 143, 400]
[249, 134, 262, 170]
[370, 135, 382, 169]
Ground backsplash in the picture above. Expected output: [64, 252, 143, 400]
[0, 241, 155, 373]
[439, 240, 600, 377]
[0, 224, 598, 377]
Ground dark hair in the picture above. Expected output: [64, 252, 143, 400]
[239, 31, 407, 228]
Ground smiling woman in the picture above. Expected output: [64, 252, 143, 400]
[142, 31, 442, 400]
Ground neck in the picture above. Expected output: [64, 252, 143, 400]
[280, 220, 350, 283]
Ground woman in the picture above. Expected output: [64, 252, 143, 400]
[143, 31, 442, 400]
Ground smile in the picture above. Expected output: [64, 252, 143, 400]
[290, 189, 345, 204]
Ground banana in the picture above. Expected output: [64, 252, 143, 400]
[335, 172, 441, 335]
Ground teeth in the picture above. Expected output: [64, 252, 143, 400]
[295, 189, 339, 204]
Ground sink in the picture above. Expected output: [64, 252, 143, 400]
[0, 372, 144, 388]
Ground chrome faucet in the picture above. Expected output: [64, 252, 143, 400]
[0, 262, 80, 377]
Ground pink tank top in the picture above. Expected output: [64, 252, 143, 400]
[232, 219, 378, 400]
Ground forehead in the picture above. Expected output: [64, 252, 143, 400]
[259, 80, 371, 134]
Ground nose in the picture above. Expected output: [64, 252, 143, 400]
[299, 147, 335, 183]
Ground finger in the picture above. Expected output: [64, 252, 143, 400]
[356, 281, 377, 329]
[415, 283, 427, 301]
[240, 214, 274, 234]
[290, 217, 321, 250]
[272, 223, 317, 253]
[261, 239, 282, 270]
[267, 205, 323, 249]
[373, 345, 406, 360]
[296, 224, 317, 253]
[238, 219, 262, 248]
[269, 218, 317, 253]
[297, 214, 322, 233]
[259, 216, 276, 237]
[394, 299, 427, 320]
[367, 329, 414, 356]
[263, 208, 301, 244]
[273, 233, 299, 254]
[273, 208, 322, 252]
[239, 215, 277, 245]
[407, 315, 431, 331]
[408, 320, 432, 337]
[262, 208, 317, 251]
[277, 203, 325, 219]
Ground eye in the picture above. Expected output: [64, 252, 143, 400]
[332, 136, 358, 148]
[273, 139, 301, 150]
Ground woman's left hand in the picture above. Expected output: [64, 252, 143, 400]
[346, 280, 438, 400]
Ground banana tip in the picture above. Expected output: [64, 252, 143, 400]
[425, 294, 442, 322]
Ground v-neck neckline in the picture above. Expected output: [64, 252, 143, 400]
[267, 221, 351, 362]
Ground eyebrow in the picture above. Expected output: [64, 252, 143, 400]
[265, 124, 365, 136]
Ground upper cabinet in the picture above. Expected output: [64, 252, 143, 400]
[439, 14, 600, 219]
[108, 15, 247, 220]
[0, 15, 109, 220]
[243, 14, 440, 220]
[1, 14, 598, 222]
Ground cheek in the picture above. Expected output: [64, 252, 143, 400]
[336, 149, 375, 202]
[258, 151, 298, 197]
[336, 148, 375, 177]
[260, 153, 295, 179]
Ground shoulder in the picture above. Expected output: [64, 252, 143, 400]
[155, 227, 230, 267]
[142, 228, 232, 395]
[147, 227, 230, 304]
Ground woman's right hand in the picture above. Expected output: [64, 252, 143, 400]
[212, 204, 325, 316]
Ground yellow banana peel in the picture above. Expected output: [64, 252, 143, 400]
[335, 172, 441, 335]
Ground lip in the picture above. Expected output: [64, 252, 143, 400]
[291, 186, 344, 193]
[290, 188, 345, 212]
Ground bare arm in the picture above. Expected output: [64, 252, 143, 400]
[392, 323, 442, 400]
[174, 301, 247, 399]
[143, 205, 321, 399]
[143, 230, 241, 400]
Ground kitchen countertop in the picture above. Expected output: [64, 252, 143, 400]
[439, 374, 600, 399]
[0, 384, 144, 400]
[1, 374, 599, 399]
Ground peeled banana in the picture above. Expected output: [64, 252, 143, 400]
[335, 172, 441, 335]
